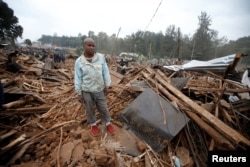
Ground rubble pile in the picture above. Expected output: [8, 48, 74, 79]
[0, 50, 249, 167]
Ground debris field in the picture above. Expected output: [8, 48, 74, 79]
[0, 49, 249, 167]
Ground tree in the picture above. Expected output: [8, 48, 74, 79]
[24, 39, 32, 47]
[88, 31, 95, 38]
[97, 32, 108, 52]
[163, 25, 178, 58]
[0, 0, 23, 46]
[192, 12, 218, 60]
[217, 36, 250, 65]
[131, 30, 146, 56]
[181, 34, 193, 60]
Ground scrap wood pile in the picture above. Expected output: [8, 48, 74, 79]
[119, 62, 250, 166]
[0, 50, 249, 167]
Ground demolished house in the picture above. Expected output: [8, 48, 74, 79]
[0, 48, 249, 167]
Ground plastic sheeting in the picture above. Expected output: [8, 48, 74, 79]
[163, 54, 236, 72]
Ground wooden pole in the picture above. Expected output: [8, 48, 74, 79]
[141, 71, 235, 149]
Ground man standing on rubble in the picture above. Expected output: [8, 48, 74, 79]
[117, 58, 127, 75]
[74, 38, 115, 137]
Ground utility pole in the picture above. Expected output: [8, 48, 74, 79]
[149, 42, 152, 60]
[111, 27, 121, 56]
[176, 27, 181, 64]
[191, 35, 196, 60]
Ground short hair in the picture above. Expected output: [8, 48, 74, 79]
[83, 38, 95, 45]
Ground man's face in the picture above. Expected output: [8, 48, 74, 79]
[84, 41, 95, 56]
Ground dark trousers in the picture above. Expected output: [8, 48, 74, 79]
[82, 90, 111, 125]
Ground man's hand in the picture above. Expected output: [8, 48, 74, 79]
[104, 87, 111, 95]
[78, 94, 83, 103]
[104, 88, 108, 95]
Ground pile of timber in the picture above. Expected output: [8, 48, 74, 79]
[0, 50, 249, 167]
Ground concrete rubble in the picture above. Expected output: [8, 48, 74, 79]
[0, 48, 249, 167]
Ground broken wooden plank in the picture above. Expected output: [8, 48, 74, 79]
[1, 134, 26, 152]
[57, 69, 72, 80]
[110, 70, 124, 86]
[0, 130, 17, 142]
[223, 53, 242, 78]
[141, 71, 235, 150]
[0, 106, 52, 115]
[188, 87, 250, 93]
[144, 70, 250, 147]
[2, 99, 27, 109]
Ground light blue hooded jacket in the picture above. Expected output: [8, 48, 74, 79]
[74, 53, 111, 94]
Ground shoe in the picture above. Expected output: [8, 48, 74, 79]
[106, 124, 115, 135]
[90, 125, 100, 137]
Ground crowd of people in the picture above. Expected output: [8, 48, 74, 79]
[3, 47, 67, 75]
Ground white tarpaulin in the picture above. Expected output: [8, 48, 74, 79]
[163, 54, 236, 71]
[241, 70, 250, 88]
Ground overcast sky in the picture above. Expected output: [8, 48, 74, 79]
[4, 0, 250, 42]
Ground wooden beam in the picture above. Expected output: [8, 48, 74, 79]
[142, 70, 250, 147]
[141, 71, 235, 149]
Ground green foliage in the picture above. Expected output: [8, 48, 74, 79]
[217, 36, 250, 65]
[36, 31, 250, 62]
[36, 11, 249, 61]
[0, 0, 23, 45]
[24, 39, 32, 47]
[2, 1, 248, 62]
[1, 1, 248, 63]
[75, 46, 83, 56]
[38, 35, 82, 48]
[192, 11, 219, 60]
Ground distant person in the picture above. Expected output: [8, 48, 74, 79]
[119, 58, 126, 67]
[6, 50, 22, 73]
[74, 38, 115, 137]
[43, 54, 54, 76]
[118, 58, 127, 75]
[61, 54, 65, 63]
